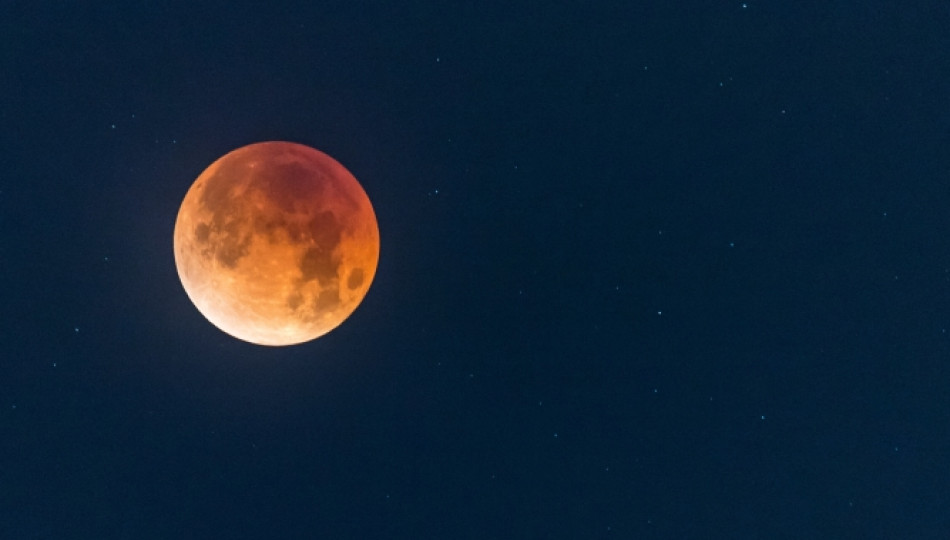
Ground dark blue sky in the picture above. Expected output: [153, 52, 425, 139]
[3, 2, 950, 538]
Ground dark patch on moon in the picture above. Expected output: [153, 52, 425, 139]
[287, 291, 304, 311]
[195, 222, 211, 243]
[214, 232, 251, 268]
[297, 210, 342, 284]
[254, 214, 292, 244]
[313, 288, 341, 313]
[347, 268, 364, 290]
[263, 161, 328, 214]
[195, 217, 249, 267]
[190, 166, 259, 269]
[299, 245, 337, 284]
[306, 210, 342, 248]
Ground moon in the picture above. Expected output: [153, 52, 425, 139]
[173, 141, 379, 346]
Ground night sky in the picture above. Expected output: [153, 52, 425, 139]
[3, 2, 950, 538]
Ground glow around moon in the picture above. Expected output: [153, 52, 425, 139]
[173, 141, 379, 346]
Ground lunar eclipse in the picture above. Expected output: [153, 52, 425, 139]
[173, 142, 379, 346]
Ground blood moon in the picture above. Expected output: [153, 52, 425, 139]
[173, 141, 379, 346]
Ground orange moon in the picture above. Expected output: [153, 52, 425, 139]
[173, 141, 379, 346]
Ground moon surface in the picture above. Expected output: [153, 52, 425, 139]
[173, 141, 379, 346]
